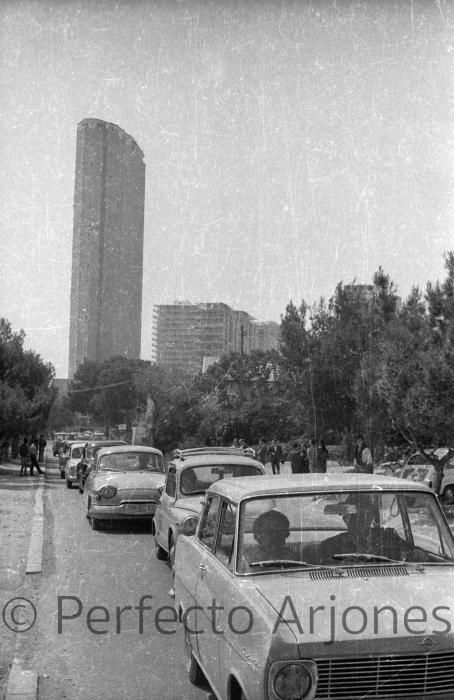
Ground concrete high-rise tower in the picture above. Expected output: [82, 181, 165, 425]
[68, 119, 145, 378]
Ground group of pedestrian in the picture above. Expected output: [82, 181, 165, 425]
[18, 435, 47, 476]
[255, 436, 285, 474]
[287, 437, 329, 474]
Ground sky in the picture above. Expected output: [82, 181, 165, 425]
[1, 0, 453, 377]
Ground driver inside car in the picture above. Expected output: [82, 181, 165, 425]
[319, 494, 425, 563]
[246, 509, 292, 564]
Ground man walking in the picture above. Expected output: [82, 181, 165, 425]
[38, 434, 47, 462]
[19, 438, 29, 476]
[29, 440, 43, 475]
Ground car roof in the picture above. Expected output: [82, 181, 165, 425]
[85, 440, 127, 448]
[95, 444, 163, 457]
[168, 453, 264, 471]
[69, 442, 87, 449]
[206, 473, 434, 502]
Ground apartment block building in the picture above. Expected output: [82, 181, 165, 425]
[152, 302, 279, 373]
[68, 119, 145, 378]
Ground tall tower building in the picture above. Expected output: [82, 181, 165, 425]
[68, 119, 145, 378]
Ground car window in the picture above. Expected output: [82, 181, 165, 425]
[166, 468, 176, 497]
[98, 452, 164, 472]
[71, 446, 84, 459]
[179, 463, 262, 495]
[214, 502, 237, 570]
[198, 496, 221, 551]
[236, 490, 454, 574]
[409, 454, 427, 465]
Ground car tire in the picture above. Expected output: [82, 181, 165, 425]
[156, 541, 168, 560]
[66, 477, 72, 489]
[184, 626, 205, 686]
[442, 486, 454, 505]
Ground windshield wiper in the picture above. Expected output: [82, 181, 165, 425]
[249, 559, 310, 568]
[332, 553, 404, 563]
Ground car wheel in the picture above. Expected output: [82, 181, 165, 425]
[442, 486, 454, 505]
[66, 477, 72, 489]
[184, 626, 205, 686]
[156, 541, 168, 560]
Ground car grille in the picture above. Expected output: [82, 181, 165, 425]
[118, 488, 159, 502]
[315, 651, 454, 698]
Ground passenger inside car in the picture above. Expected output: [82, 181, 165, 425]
[245, 510, 292, 565]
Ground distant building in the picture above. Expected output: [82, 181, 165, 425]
[68, 119, 145, 378]
[152, 302, 279, 373]
[250, 321, 280, 352]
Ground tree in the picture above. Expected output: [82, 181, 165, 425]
[0, 318, 55, 451]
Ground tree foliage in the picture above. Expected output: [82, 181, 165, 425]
[0, 318, 55, 446]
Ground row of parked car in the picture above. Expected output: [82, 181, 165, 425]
[54, 440, 454, 700]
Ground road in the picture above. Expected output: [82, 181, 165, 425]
[26, 458, 210, 700]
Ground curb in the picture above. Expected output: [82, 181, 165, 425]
[25, 477, 45, 575]
[2, 661, 38, 700]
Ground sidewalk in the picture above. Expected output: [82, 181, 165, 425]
[0, 456, 46, 698]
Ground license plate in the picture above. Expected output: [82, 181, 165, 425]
[122, 503, 154, 514]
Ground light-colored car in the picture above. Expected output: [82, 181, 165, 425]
[84, 445, 165, 531]
[174, 474, 454, 700]
[76, 440, 127, 493]
[153, 447, 265, 563]
[64, 441, 87, 489]
[58, 439, 83, 480]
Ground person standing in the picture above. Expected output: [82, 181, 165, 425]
[256, 437, 269, 467]
[270, 437, 284, 475]
[29, 440, 43, 475]
[289, 442, 304, 474]
[38, 434, 47, 462]
[307, 438, 319, 473]
[354, 435, 373, 474]
[19, 438, 29, 476]
[317, 439, 329, 474]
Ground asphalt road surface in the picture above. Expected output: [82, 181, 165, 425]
[28, 458, 210, 700]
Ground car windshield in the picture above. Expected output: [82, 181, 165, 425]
[180, 464, 262, 495]
[98, 452, 165, 472]
[236, 490, 454, 573]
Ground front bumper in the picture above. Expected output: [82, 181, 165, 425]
[89, 502, 157, 520]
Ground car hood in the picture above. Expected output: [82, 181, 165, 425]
[173, 495, 203, 515]
[92, 471, 165, 489]
[252, 567, 454, 650]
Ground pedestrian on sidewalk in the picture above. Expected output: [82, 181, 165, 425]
[269, 437, 284, 475]
[29, 440, 43, 475]
[19, 437, 29, 476]
[307, 438, 319, 473]
[38, 434, 47, 462]
[256, 437, 270, 467]
[317, 438, 329, 474]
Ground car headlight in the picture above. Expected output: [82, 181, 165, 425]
[99, 485, 117, 499]
[181, 516, 198, 535]
[270, 661, 317, 700]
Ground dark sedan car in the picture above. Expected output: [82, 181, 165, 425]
[76, 440, 126, 493]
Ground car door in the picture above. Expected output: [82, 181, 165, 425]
[193, 496, 242, 698]
[155, 466, 177, 551]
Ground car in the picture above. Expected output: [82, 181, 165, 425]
[440, 455, 454, 505]
[399, 463, 439, 491]
[64, 441, 87, 489]
[153, 447, 265, 564]
[75, 440, 127, 493]
[174, 473, 454, 700]
[58, 439, 83, 479]
[84, 444, 166, 531]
